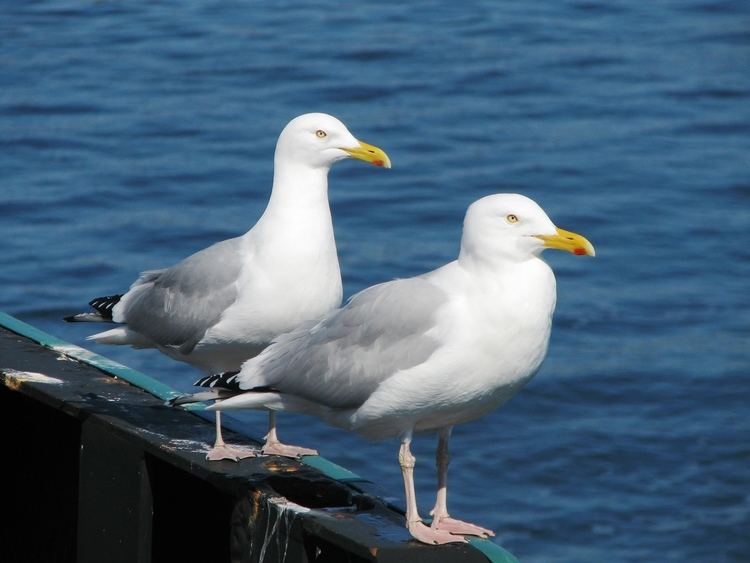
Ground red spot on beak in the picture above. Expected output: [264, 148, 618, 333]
[372, 159, 384, 167]
[574, 248, 587, 255]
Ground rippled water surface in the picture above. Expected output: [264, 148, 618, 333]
[2, 1, 749, 561]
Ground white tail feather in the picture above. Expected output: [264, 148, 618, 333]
[87, 327, 153, 348]
[207, 391, 332, 419]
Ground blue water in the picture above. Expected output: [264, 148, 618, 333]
[2, 1, 749, 560]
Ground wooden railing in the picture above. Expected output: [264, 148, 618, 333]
[0, 312, 517, 563]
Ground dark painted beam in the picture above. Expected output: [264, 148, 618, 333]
[0, 315, 517, 563]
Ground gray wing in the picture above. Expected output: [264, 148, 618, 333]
[237, 276, 447, 409]
[115, 237, 244, 353]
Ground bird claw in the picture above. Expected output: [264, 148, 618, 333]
[407, 520, 467, 545]
[261, 440, 318, 458]
[431, 516, 495, 538]
[206, 444, 260, 462]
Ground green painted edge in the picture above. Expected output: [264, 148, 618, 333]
[0, 311, 516, 562]
[468, 537, 521, 563]
[299, 454, 362, 481]
[0, 311, 180, 401]
[0, 311, 361, 483]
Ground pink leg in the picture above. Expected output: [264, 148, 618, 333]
[260, 411, 318, 458]
[205, 405, 259, 462]
[429, 427, 495, 538]
[399, 431, 466, 545]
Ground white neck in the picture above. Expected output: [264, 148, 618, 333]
[458, 244, 525, 276]
[265, 158, 330, 214]
[230, 154, 343, 342]
[246, 156, 338, 278]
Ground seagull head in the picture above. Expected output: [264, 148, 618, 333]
[275, 113, 391, 171]
[460, 194, 595, 265]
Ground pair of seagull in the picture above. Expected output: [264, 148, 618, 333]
[67, 113, 595, 545]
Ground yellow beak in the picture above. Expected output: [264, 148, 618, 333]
[537, 227, 596, 257]
[342, 140, 392, 169]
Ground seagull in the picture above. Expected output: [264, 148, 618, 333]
[65, 113, 391, 461]
[182, 194, 595, 544]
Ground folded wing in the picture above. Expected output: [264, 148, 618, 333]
[113, 237, 244, 354]
[233, 276, 448, 409]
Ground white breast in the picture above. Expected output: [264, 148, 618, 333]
[203, 206, 343, 350]
[351, 259, 557, 438]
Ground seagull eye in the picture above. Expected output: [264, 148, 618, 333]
[315, 130, 327, 139]
[506, 214, 519, 224]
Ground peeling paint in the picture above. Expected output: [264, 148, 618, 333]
[55, 354, 76, 362]
[98, 393, 125, 403]
[161, 438, 213, 455]
[264, 459, 299, 473]
[257, 496, 311, 562]
[51, 343, 104, 362]
[268, 496, 311, 514]
[1, 369, 64, 390]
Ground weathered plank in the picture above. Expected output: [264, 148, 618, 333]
[0, 313, 517, 563]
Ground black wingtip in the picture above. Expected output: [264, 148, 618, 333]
[165, 393, 198, 407]
[194, 370, 242, 390]
[88, 294, 123, 320]
[64, 294, 122, 323]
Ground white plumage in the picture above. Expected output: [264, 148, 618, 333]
[197, 193, 595, 543]
[68, 112, 391, 460]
